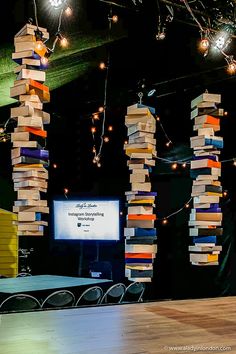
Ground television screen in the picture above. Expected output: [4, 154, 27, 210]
[53, 199, 120, 241]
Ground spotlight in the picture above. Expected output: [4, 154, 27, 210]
[49, 0, 66, 9]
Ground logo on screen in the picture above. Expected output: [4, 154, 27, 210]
[75, 202, 97, 209]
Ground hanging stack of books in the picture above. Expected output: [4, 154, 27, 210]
[189, 92, 224, 266]
[0, 209, 18, 277]
[124, 103, 157, 282]
[10, 24, 50, 237]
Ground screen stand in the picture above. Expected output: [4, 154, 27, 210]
[78, 241, 83, 276]
[95, 241, 100, 262]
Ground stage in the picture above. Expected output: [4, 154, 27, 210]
[0, 296, 235, 353]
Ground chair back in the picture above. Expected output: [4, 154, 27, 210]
[122, 282, 145, 303]
[41, 290, 75, 309]
[76, 286, 103, 306]
[0, 294, 41, 312]
[17, 273, 32, 277]
[99, 283, 126, 304]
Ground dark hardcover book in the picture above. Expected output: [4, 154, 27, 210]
[190, 168, 220, 179]
[129, 270, 153, 277]
[20, 148, 49, 161]
[193, 155, 218, 161]
[190, 228, 223, 236]
[126, 203, 154, 207]
[133, 228, 157, 236]
[125, 258, 153, 264]
[16, 156, 49, 166]
[193, 236, 217, 244]
[204, 185, 222, 193]
[126, 238, 157, 245]
[196, 207, 221, 213]
[135, 192, 157, 196]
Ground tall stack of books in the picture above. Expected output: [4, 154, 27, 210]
[0, 209, 18, 277]
[189, 92, 224, 266]
[124, 103, 157, 282]
[10, 24, 50, 237]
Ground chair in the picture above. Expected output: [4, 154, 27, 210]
[0, 294, 41, 313]
[76, 286, 103, 306]
[41, 290, 75, 309]
[17, 273, 32, 277]
[122, 282, 145, 303]
[99, 283, 126, 304]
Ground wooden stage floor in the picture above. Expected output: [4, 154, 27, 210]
[0, 296, 235, 354]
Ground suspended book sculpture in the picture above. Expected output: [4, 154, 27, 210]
[10, 23, 50, 237]
[189, 92, 224, 266]
[124, 103, 157, 282]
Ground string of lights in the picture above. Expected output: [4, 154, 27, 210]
[91, 7, 118, 167]
[159, 196, 192, 224]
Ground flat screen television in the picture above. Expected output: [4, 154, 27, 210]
[52, 199, 120, 241]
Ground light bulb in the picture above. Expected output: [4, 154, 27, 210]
[91, 127, 96, 133]
[172, 163, 177, 170]
[93, 113, 99, 120]
[124, 140, 128, 145]
[0, 127, 4, 134]
[2, 137, 6, 142]
[64, 188, 69, 194]
[112, 15, 118, 23]
[36, 41, 43, 50]
[108, 125, 113, 131]
[199, 38, 210, 52]
[185, 203, 190, 208]
[65, 6, 72, 16]
[227, 62, 236, 75]
[104, 136, 109, 143]
[182, 163, 187, 168]
[52, 163, 57, 169]
[97, 162, 102, 168]
[60, 37, 68, 48]
[156, 116, 160, 121]
[233, 160, 236, 167]
[162, 219, 168, 225]
[166, 141, 171, 147]
[99, 62, 106, 70]
[92, 146, 96, 153]
[98, 106, 104, 112]
[223, 191, 228, 197]
[41, 57, 48, 66]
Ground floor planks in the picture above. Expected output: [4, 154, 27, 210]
[0, 296, 235, 354]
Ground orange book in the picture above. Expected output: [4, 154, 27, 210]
[23, 127, 47, 137]
[29, 79, 49, 92]
[127, 214, 156, 220]
[125, 253, 154, 259]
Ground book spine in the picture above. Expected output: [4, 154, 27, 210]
[189, 93, 223, 266]
[124, 103, 157, 282]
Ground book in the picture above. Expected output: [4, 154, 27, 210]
[129, 136, 156, 145]
[191, 93, 221, 109]
[130, 174, 150, 183]
[190, 168, 221, 179]
[125, 114, 156, 127]
[11, 148, 49, 161]
[127, 103, 155, 115]
[125, 244, 157, 253]
[193, 195, 220, 204]
[190, 253, 218, 263]
[11, 156, 49, 166]
[17, 189, 40, 200]
[127, 206, 153, 215]
[189, 245, 222, 252]
[126, 219, 155, 228]
[127, 122, 156, 136]
[124, 228, 157, 237]
[13, 206, 49, 213]
[15, 24, 49, 40]
[189, 212, 222, 222]
[130, 182, 152, 192]
[125, 269, 153, 278]
[192, 236, 217, 243]
[125, 238, 156, 244]
[190, 159, 221, 169]
[188, 220, 221, 227]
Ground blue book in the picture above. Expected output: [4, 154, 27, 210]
[20, 148, 49, 161]
[196, 208, 221, 213]
[135, 192, 157, 196]
[133, 228, 157, 237]
[36, 213, 41, 221]
[13, 52, 41, 65]
[193, 236, 217, 244]
[190, 168, 220, 179]
[205, 138, 223, 149]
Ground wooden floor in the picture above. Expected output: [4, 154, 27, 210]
[0, 296, 235, 354]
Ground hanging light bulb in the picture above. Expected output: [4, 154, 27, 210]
[52, 163, 58, 169]
[182, 163, 187, 168]
[92, 146, 96, 153]
[226, 57, 236, 75]
[111, 15, 118, 23]
[60, 37, 68, 48]
[99, 62, 106, 70]
[36, 41, 43, 51]
[223, 190, 228, 197]
[0, 127, 4, 134]
[166, 141, 171, 147]
[98, 106, 104, 113]
[104, 136, 109, 143]
[124, 140, 128, 145]
[65, 6, 72, 16]
[41, 57, 49, 66]
[185, 203, 190, 208]
[91, 127, 96, 134]
[64, 187, 69, 194]
[172, 163, 177, 170]
[2, 137, 6, 142]
[233, 159, 236, 167]
[97, 162, 102, 168]
[162, 218, 168, 225]
[93, 113, 99, 120]
[156, 116, 160, 121]
[108, 125, 113, 132]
